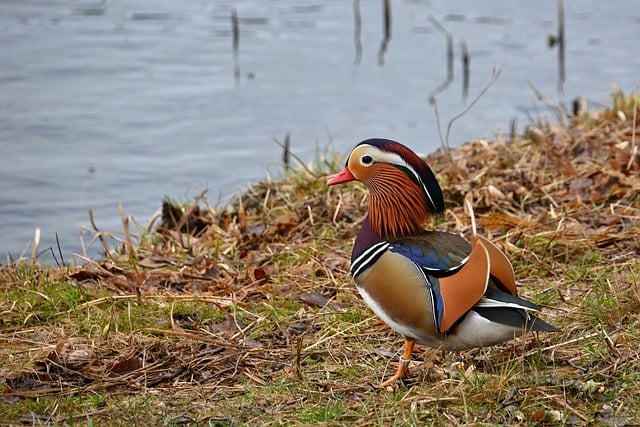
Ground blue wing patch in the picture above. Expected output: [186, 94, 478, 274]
[388, 231, 471, 276]
[430, 277, 445, 330]
[389, 243, 444, 270]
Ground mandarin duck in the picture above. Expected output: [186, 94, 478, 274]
[328, 138, 557, 387]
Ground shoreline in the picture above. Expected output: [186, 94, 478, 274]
[1, 94, 639, 424]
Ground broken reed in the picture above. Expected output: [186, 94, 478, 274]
[377, 0, 392, 66]
[231, 8, 240, 86]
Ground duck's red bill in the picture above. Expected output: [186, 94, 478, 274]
[327, 167, 355, 185]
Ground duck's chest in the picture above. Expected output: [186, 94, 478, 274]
[353, 250, 440, 341]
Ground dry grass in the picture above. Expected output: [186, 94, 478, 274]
[1, 94, 639, 425]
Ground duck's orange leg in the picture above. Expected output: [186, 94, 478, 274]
[379, 339, 415, 387]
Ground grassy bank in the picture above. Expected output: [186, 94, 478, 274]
[1, 94, 639, 425]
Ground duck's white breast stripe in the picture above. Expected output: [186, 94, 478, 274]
[351, 241, 389, 278]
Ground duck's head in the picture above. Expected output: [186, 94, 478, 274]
[328, 138, 445, 239]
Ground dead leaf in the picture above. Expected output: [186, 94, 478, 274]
[299, 292, 329, 308]
[108, 357, 143, 377]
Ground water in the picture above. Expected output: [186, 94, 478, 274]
[1, 0, 639, 262]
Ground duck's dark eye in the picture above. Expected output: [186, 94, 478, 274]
[361, 155, 373, 165]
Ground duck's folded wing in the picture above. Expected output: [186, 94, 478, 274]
[388, 231, 472, 276]
[472, 234, 517, 296]
[437, 240, 490, 332]
[389, 232, 491, 333]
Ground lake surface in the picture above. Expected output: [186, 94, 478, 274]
[1, 0, 639, 263]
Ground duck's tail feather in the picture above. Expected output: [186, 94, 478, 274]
[474, 276, 559, 332]
[473, 306, 559, 332]
[479, 285, 541, 311]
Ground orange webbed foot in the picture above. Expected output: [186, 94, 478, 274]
[379, 356, 412, 388]
[379, 338, 415, 388]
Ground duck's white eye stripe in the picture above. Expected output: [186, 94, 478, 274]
[357, 144, 408, 168]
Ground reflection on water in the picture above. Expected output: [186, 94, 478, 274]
[1, 0, 639, 262]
